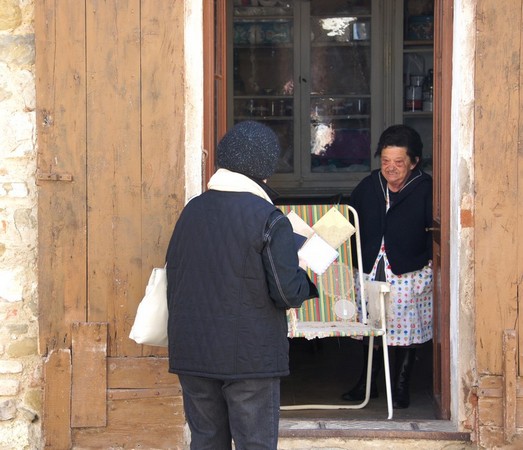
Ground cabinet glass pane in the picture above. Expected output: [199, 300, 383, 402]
[232, 1, 295, 174]
[309, 0, 371, 173]
[403, 0, 434, 172]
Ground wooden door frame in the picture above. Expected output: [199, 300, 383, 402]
[432, 0, 453, 420]
[204, 0, 227, 188]
[204, 0, 454, 419]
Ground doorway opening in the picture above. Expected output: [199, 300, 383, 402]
[207, 0, 452, 422]
[280, 337, 435, 420]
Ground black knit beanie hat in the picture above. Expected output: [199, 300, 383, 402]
[216, 121, 281, 180]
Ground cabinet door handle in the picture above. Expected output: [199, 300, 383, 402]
[425, 227, 440, 232]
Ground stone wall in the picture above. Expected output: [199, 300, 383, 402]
[0, 0, 41, 448]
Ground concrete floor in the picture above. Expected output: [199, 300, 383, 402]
[280, 337, 436, 421]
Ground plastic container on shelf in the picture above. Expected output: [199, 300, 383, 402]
[403, 53, 426, 87]
[422, 69, 434, 112]
[410, 75, 424, 87]
[405, 74, 424, 112]
[352, 21, 370, 41]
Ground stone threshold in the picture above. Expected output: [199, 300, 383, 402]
[279, 418, 471, 441]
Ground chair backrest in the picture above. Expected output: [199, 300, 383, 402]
[277, 204, 368, 338]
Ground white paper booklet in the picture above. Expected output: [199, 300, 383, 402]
[298, 234, 339, 275]
[312, 206, 356, 249]
[286, 210, 315, 240]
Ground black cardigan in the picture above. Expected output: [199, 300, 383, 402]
[349, 169, 433, 275]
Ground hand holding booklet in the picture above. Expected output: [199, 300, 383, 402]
[297, 233, 339, 275]
[286, 210, 339, 275]
[293, 232, 308, 251]
[286, 211, 315, 241]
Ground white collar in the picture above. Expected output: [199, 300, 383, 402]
[207, 168, 273, 204]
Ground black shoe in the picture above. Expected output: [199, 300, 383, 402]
[392, 396, 409, 409]
[392, 347, 417, 409]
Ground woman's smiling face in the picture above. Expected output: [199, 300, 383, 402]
[380, 146, 419, 191]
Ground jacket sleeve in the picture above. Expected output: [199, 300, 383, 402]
[262, 210, 318, 309]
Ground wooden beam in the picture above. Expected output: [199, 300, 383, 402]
[139, 0, 184, 358]
[36, 0, 88, 356]
[85, 0, 142, 355]
[518, 0, 523, 378]
[108, 387, 180, 400]
[107, 357, 178, 389]
[71, 322, 108, 428]
[72, 395, 185, 448]
[503, 329, 517, 442]
[475, 0, 521, 374]
[43, 349, 72, 449]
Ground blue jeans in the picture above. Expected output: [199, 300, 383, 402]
[178, 375, 280, 450]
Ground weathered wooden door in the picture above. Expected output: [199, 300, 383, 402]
[431, 0, 453, 419]
[36, 1, 187, 448]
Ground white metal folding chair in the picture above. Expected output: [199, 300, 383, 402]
[278, 204, 393, 419]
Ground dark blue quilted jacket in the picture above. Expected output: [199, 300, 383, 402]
[165, 190, 317, 379]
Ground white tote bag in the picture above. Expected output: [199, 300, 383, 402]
[129, 265, 168, 347]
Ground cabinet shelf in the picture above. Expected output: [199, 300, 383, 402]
[233, 17, 292, 22]
[234, 43, 293, 48]
[311, 41, 370, 48]
[403, 111, 433, 118]
[234, 95, 291, 98]
[404, 39, 433, 47]
[311, 12, 371, 18]
[312, 115, 370, 121]
[403, 44, 433, 54]
[233, 7, 293, 18]
[236, 115, 293, 121]
[234, 15, 293, 20]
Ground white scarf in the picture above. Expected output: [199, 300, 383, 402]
[207, 168, 273, 204]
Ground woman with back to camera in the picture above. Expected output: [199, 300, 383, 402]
[342, 124, 433, 409]
[166, 121, 318, 449]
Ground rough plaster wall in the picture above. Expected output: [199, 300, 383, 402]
[184, 2, 203, 202]
[451, 0, 476, 433]
[0, 0, 41, 448]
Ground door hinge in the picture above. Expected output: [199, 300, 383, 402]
[37, 172, 73, 182]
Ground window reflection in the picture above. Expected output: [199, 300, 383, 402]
[310, 6, 371, 173]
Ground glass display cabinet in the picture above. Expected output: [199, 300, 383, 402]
[400, 0, 434, 172]
[228, 0, 433, 197]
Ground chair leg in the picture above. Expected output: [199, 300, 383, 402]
[392, 346, 417, 409]
[342, 344, 382, 401]
[381, 339, 393, 420]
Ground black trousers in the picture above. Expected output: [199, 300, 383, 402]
[178, 374, 280, 450]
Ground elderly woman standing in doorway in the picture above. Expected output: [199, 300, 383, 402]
[342, 124, 433, 409]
